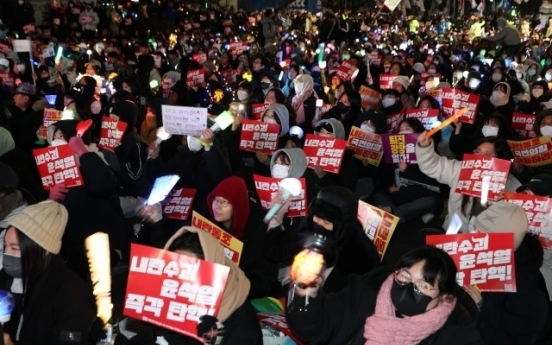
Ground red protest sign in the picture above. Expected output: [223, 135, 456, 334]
[336, 60, 354, 81]
[303, 134, 347, 174]
[381, 133, 419, 164]
[151, 54, 162, 69]
[511, 112, 537, 139]
[186, 69, 205, 88]
[229, 42, 248, 56]
[43, 108, 62, 127]
[163, 188, 197, 221]
[440, 87, 479, 124]
[379, 74, 394, 90]
[191, 212, 243, 264]
[386, 111, 404, 133]
[257, 313, 306, 345]
[220, 69, 238, 85]
[251, 103, 270, 120]
[80, 15, 93, 25]
[253, 175, 307, 218]
[0, 42, 12, 54]
[368, 52, 382, 66]
[359, 85, 382, 110]
[33, 144, 84, 190]
[424, 54, 434, 68]
[0, 73, 14, 90]
[346, 126, 383, 166]
[455, 154, 511, 201]
[22, 24, 36, 34]
[426, 233, 517, 292]
[405, 108, 439, 130]
[98, 116, 127, 152]
[239, 119, 280, 155]
[162, 77, 174, 99]
[124, 244, 229, 340]
[357, 201, 399, 260]
[508, 137, 552, 167]
[503, 192, 552, 250]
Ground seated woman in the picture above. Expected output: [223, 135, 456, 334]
[286, 246, 483, 345]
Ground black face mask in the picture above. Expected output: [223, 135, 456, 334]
[3, 254, 22, 278]
[311, 222, 337, 267]
[390, 279, 434, 316]
[335, 102, 351, 114]
[261, 82, 271, 90]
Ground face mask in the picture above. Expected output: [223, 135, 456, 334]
[469, 79, 480, 89]
[532, 89, 544, 99]
[187, 136, 202, 152]
[17, 64, 25, 73]
[481, 125, 499, 137]
[547, 73, 552, 82]
[335, 102, 351, 114]
[382, 97, 396, 108]
[490, 91, 506, 105]
[391, 279, 434, 317]
[263, 117, 278, 124]
[492, 73, 502, 82]
[398, 130, 414, 134]
[516, 72, 523, 80]
[51, 138, 67, 146]
[428, 68, 436, 74]
[528, 69, 537, 76]
[540, 125, 552, 137]
[272, 163, 290, 178]
[3, 254, 22, 278]
[361, 123, 375, 132]
[237, 90, 248, 101]
[261, 82, 271, 90]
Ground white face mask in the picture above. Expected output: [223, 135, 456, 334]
[541, 125, 552, 137]
[17, 64, 25, 73]
[398, 130, 414, 134]
[516, 72, 523, 80]
[50, 138, 67, 146]
[263, 116, 278, 124]
[547, 73, 552, 82]
[382, 97, 396, 108]
[481, 125, 499, 137]
[532, 89, 544, 99]
[528, 69, 537, 76]
[490, 90, 506, 105]
[360, 123, 375, 132]
[237, 90, 249, 101]
[428, 69, 436, 74]
[187, 136, 203, 152]
[492, 73, 502, 82]
[469, 79, 480, 89]
[272, 163, 290, 178]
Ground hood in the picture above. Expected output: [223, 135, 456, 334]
[294, 74, 314, 96]
[534, 109, 552, 136]
[0, 126, 15, 157]
[267, 103, 289, 137]
[46, 119, 80, 144]
[354, 110, 387, 134]
[473, 201, 528, 250]
[493, 81, 511, 99]
[270, 148, 307, 178]
[207, 176, 250, 240]
[107, 100, 139, 137]
[314, 118, 346, 139]
[497, 18, 507, 29]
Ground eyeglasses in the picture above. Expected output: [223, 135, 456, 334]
[211, 197, 231, 208]
[473, 149, 497, 158]
[394, 268, 439, 296]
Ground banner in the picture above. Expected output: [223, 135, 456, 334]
[98, 117, 127, 152]
[405, 108, 439, 130]
[239, 119, 280, 155]
[12, 39, 32, 53]
[384, 0, 402, 11]
[424, 54, 434, 68]
[426, 233, 517, 292]
[124, 244, 229, 340]
[33, 145, 84, 190]
[191, 211, 243, 264]
[381, 133, 419, 164]
[162, 77, 174, 99]
[346, 126, 383, 166]
[253, 175, 307, 218]
[43, 108, 62, 127]
[357, 201, 399, 260]
[303, 134, 347, 174]
[454, 154, 511, 201]
[503, 192, 552, 250]
[336, 60, 354, 81]
[508, 137, 552, 167]
[161, 105, 207, 137]
[379, 74, 394, 90]
[220, 69, 238, 85]
[22, 24, 36, 35]
[511, 112, 536, 139]
[368, 52, 381, 66]
[251, 103, 270, 121]
[229, 42, 248, 56]
[386, 111, 404, 133]
[186, 69, 205, 88]
[359, 85, 382, 110]
[163, 188, 197, 221]
[440, 88, 479, 124]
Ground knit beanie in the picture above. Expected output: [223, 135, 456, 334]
[473, 202, 528, 250]
[393, 76, 410, 91]
[9, 200, 68, 254]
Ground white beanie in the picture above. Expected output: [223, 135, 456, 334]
[393, 76, 410, 91]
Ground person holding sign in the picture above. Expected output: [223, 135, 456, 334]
[287, 246, 483, 345]
[417, 132, 522, 233]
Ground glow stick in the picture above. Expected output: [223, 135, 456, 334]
[85, 232, 112, 328]
[427, 108, 467, 138]
[480, 175, 491, 207]
[147, 175, 180, 205]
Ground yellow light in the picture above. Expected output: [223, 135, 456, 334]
[290, 250, 324, 286]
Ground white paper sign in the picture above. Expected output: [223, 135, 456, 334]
[161, 105, 207, 136]
[384, 0, 402, 10]
[147, 175, 180, 205]
[12, 39, 32, 53]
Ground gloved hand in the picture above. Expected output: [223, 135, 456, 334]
[197, 315, 224, 345]
[69, 136, 88, 157]
[49, 183, 68, 201]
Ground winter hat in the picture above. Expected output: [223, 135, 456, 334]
[0, 127, 15, 157]
[412, 62, 425, 74]
[13, 82, 36, 96]
[310, 186, 359, 225]
[203, 61, 216, 73]
[354, 110, 387, 134]
[266, 104, 289, 137]
[517, 174, 552, 197]
[270, 148, 307, 178]
[106, 100, 139, 136]
[473, 202, 528, 250]
[0, 163, 18, 189]
[393, 76, 410, 91]
[0, 58, 9, 70]
[314, 118, 346, 139]
[9, 200, 68, 254]
[497, 18, 507, 29]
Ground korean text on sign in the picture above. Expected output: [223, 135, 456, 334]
[336, 60, 354, 81]
[426, 233, 517, 292]
[440, 87, 479, 124]
[303, 134, 347, 174]
[163, 188, 197, 221]
[251, 103, 270, 120]
[386, 111, 404, 133]
[33, 144, 84, 190]
[186, 69, 205, 88]
[359, 85, 382, 110]
[239, 119, 280, 155]
[381, 133, 419, 164]
[124, 244, 229, 341]
[503, 192, 552, 250]
[405, 108, 439, 130]
[357, 201, 399, 260]
[253, 175, 307, 218]
[379, 74, 394, 90]
[191, 211, 243, 264]
[161, 105, 207, 137]
[98, 117, 127, 152]
[508, 137, 552, 167]
[43, 108, 62, 127]
[454, 154, 511, 201]
[511, 112, 536, 139]
[346, 126, 383, 167]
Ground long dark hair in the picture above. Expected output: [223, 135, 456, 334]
[13, 228, 52, 298]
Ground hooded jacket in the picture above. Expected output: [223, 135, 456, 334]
[270, 148, 307, 178]
[487, 18, 521, 46]
[267, 103, 290, 137]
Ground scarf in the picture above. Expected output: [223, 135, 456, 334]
[364, 274, 456, 345]
[0, 190, 23, 224]
[292, 89, 314, 125]
[164, 226, 250, 322]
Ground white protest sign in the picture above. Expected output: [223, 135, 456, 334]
[384, 0, 402, 11]
[12, 39, 32, 53]
[161, 105, 207, 136]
